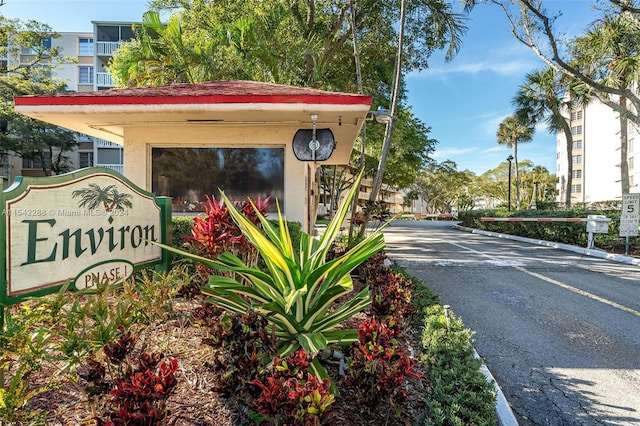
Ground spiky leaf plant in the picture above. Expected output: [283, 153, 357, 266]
[154, 171, 385, 386]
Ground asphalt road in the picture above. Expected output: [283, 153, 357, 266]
[381, 220, 640, 426]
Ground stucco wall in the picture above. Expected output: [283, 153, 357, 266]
[123, 125, 311, 229]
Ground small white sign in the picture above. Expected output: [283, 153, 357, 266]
[620, 193, 640, 237]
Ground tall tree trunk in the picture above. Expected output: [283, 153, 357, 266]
[514, 143, 520, 210]
[358, 0, 406, 239]
[348, 0, 366, 245]
[330, 165, 338, 215]
[620, 95, 630, 195]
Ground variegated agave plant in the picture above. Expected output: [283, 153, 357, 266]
[155, 171, 385, 386]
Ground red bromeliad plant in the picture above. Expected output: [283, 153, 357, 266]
[250, 349, 335, 425]
[184, 195, 235, 258]
[347, 317, 420, 408]
[184, 195, 270, 277]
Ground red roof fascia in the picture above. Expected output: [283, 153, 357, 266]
[14, 93, 372, 106]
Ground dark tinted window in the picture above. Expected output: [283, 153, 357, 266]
[97, 26, 119, 42]
[151, 148, 284, 212]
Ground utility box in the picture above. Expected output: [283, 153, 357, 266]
[587, 215, 611, 233]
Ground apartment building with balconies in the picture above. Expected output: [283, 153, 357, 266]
[93, 21, 136, 90]
[2, 27, 127, 186]
[316, 167, 405, 217]
[556, 99, 640, 204]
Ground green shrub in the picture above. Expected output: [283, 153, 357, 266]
[459, 208, 625, 248]
[419, 305, 497, 426]
[171, 216, 194, 248]
[394, 270, 498, 426]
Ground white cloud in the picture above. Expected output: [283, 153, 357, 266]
[410, 59, 537, 79]
[432, 147, 478, 158]
[483, 146, 507, 154]
[481, 113, 510, 137]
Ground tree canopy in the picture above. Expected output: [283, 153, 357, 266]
[410, 160, 476, 213]
[110, 1, 471, 197]
[464, 0, 640, 127]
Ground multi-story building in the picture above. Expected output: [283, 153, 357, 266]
[2, 23, 132, 187]
[316, 168, 405, 217]
[93, 21, 136, 90]
[556, 99, 640, 204]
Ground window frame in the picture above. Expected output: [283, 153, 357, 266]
[78, 37, 94, 56]
[78, 151, 94, 168]
[78, 65, 94, 84]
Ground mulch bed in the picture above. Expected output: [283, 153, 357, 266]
[23, 280, 431, 426]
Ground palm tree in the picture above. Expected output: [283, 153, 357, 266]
[72, 184, 116, 210]
[110, 11, 219, 87]
[72, 184, 133, 213]
[496, 115, 534, 210]
[514, 67, 583, 207]
[107, 188, 134, 212]
[571, 12, 640, 195]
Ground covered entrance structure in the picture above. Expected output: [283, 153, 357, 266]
[14, 80, 372, 232]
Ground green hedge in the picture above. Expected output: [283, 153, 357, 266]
[171, 216, 195, 248]
[458, 208, 625, 248]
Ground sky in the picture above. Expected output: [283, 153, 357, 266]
[1, 0, 602, 176]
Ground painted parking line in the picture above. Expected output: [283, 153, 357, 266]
[448, 241, 640, 318]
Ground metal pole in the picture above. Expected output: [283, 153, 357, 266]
[625, 236, 630, 255]
[508, 160, 512, 211]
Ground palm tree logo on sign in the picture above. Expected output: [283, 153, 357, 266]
[72, 183, 133, 215]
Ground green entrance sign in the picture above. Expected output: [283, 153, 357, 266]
[1, 167, 172, 306]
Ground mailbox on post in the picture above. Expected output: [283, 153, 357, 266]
[586, 215, 611, 249]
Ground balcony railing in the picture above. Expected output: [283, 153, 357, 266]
[96, 72, 115, 88]
[95, 138, 121, 148]
[97, 164, 124, 174]
[96, 41, 122, 56]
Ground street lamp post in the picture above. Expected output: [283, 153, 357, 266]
[534, 181, 540, 209]
[507, 155, 513, 211]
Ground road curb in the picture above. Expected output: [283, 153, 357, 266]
[474, 349, 519, 426]
[453, 225, 640, 266]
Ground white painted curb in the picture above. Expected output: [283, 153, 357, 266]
[454, 225, 640, 266]
[474, 349, 519, 426]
